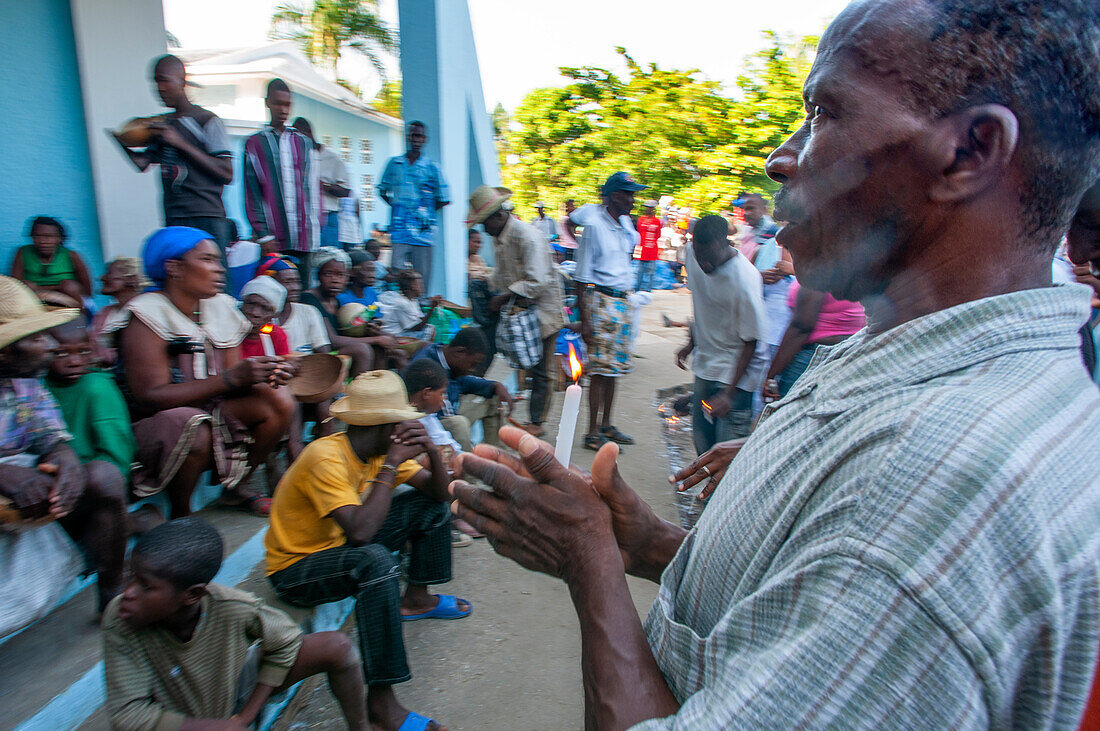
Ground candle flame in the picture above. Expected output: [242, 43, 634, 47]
[260, 324, 274, 334]
[568, 343, 583, 381]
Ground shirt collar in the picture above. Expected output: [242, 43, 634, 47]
[780, 284, 1093, 417]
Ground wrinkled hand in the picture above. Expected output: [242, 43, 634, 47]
[669, 438, 747, 502]
[704, 391, 732, 419]
[270, 356, 297, 386]
[386, 420, 431, 464]
[675, 343, 692, 370]
[494, 383, 514, 415]
[47, 460, 82, 518]
[226, 356, 283, 388]
[450, 426, 618, 582]
[0, 464, 54, 519]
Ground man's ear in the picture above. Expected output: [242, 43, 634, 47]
[181, 583, 207, 607]
[927, 104, 1019, 204]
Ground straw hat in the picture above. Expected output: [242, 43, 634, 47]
[288, 353, 349, 404]
[0, 276, 79, 350]
[466, 185, 513, 227]
[329, 370, 422, 426]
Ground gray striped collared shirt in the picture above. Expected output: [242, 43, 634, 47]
[639, 284, 1100, 729]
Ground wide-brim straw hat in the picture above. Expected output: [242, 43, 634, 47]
[0, 276, 79, 350]
[329, 370, 423, 426]
[466, 185, 513, 227]
[288, 353, 349, 404]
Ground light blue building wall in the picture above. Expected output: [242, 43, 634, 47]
[0, 0, 103, 278]
[221, 93, 403, 243]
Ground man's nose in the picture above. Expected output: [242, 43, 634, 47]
[766, 126, 806, 184]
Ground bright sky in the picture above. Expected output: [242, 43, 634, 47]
[162, 0, 850, 110]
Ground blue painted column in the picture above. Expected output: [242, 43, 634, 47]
[397, 0, 501, 301]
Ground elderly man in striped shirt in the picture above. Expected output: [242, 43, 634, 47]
[451, 0, 1100, 728]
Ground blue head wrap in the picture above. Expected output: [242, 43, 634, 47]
[142, 226, 213, 288]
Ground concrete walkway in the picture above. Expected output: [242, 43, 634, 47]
[287, 288, 696, 730]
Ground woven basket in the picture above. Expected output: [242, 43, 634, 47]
[288, 353, 349, 403]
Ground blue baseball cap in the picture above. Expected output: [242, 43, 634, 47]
[601, 171, 648, 195]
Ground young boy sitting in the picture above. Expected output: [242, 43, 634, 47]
[378, 270, 439, 340]
[401, 359, 478, 545]
[103, 517, 370, 731]
[239, 276, 292, 359]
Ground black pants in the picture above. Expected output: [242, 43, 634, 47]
[268, 489, 452, 685]
[529, 334, 557, 425]
[167, 215, 231, 268]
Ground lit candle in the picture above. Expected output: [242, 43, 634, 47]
[260, 324, 275, 357]
[554, 344, 584, 467]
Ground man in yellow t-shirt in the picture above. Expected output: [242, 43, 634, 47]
[266, 371, 469, 731]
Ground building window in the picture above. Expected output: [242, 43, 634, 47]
[340, 136, 351, 163]
[359, 138, 372, 163]
[361, 174, 374, 211]
[322, 135, 332, 148]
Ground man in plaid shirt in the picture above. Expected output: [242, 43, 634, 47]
[451, 0, 1100, 727]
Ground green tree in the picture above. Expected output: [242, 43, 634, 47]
[501, 34, 816, 215]
[372, 79, 402, 117]
[270, 0, 397, 79]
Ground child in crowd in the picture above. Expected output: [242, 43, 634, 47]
[46, 319, 136, 496]
[379, 270, 438, 340]
[337, 249, 379, 307]
[239, 276, 291, 359]
[401, 359, 480, 544]
[103, 517, 369, 730]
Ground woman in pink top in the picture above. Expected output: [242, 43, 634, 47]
[762, 280, 865, 400]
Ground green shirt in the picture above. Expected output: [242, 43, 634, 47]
[19, 244, 75, 287]
[47, 370, 134, 478]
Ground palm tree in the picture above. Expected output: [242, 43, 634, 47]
[270, 0, 397, 79]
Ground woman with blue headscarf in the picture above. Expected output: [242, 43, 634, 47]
[111, 227, 296, 517]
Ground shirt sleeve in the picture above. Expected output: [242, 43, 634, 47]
[246, 600, 304, 688]
[243, 136, 269, 238]
[202, 115, 231, 157]
[28, 384, 72, 456]
[633, 554, 985, 729]
[89, 376, 136, 479]
[396, 459, 423, 485]
[304, 306, 331, 351]
[571, 207, 595, 285]
[454, 374, 498, 399]
[103, 622, 185, 731]
[507, 228, 553, 300]
[333, 156, 350, 186]
[735, 267, 767, 343]
[304, 450, 363, 518]
[378, 158, 397, 197]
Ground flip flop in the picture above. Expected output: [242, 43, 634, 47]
[601, 426, 635, 445]
[397, 711, 438, 731]
[402, 594, 472, 622]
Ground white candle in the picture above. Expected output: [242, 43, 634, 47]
[260, 328, 275, 357]
[555, 343, 585, 467]
[555, 383, 582, 466]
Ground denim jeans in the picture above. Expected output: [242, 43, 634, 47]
[390, 242, 433, 286]
[320, 211, 339, 247]
[692, 378, 753, 455]
[268, 489, 451, 686]
[635, 259, 658, 292]
[778, 344, 819, 397]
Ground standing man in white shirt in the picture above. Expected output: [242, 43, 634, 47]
[292, 118, 351, 249]
[531, 202, 558, 243]
[675, 216, 768, 455]
[570, 172, 647, 451]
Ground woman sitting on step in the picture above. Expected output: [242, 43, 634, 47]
[111, 226, 297, 518]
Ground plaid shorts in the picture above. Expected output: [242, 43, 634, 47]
[585, 288, 633, 377]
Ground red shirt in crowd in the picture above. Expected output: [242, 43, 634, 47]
[240, 324, 291, 358]
[636, 215, 662, 261]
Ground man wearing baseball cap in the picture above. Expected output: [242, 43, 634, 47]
[569, 171, 647, 450]
[530, 201, 558, 244]
[266, 370, 465, 731]
[468, 185, 565, 436]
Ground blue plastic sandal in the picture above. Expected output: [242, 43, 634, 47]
[397, 711, 436, 731]
[401, 594, 472, 622]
